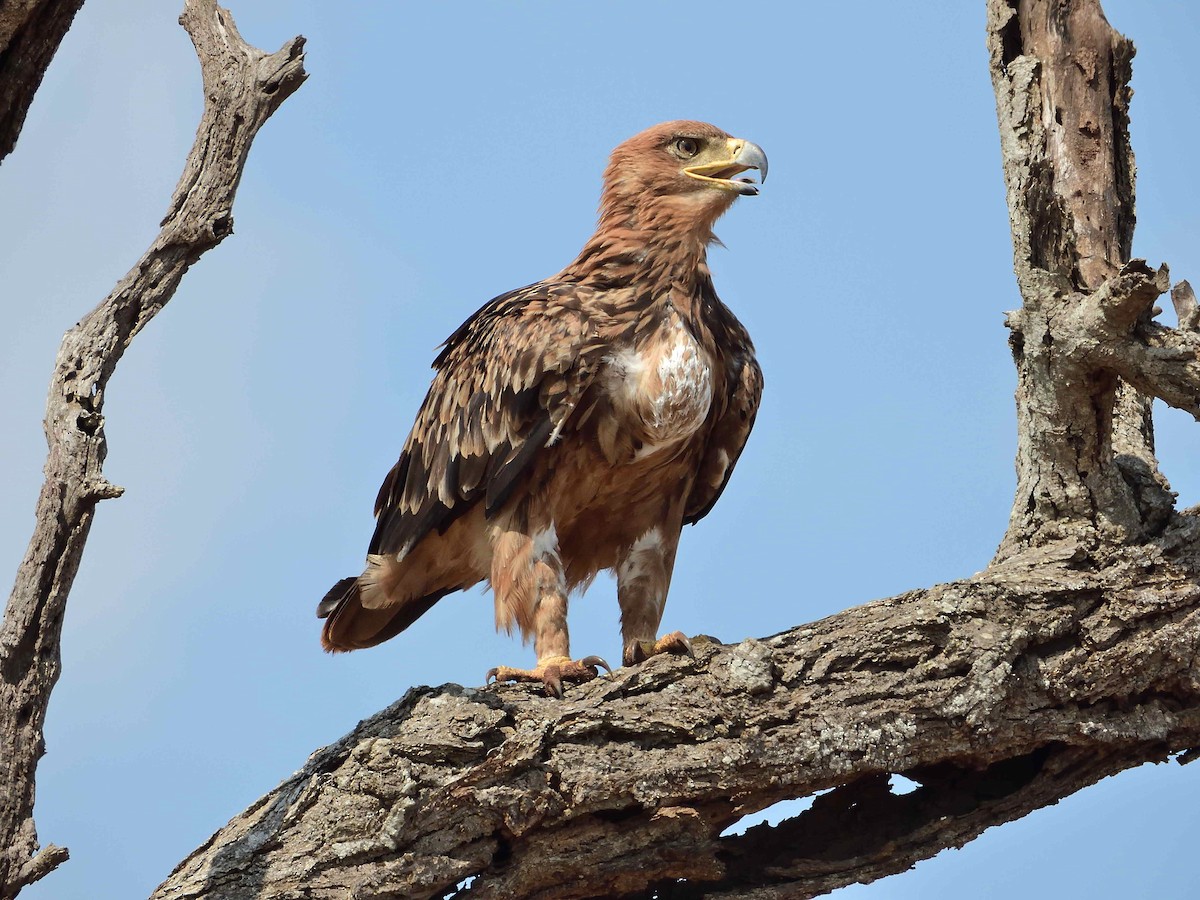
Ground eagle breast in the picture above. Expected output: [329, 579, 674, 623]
[602, 309, 714, 460]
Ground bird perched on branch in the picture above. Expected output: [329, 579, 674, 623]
[318, 121, 765, 696]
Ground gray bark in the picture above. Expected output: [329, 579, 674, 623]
[149, 536, 1200, 900]
[146, 1, 1200, 898]
[989, 0, 1180, 555]
[0, 3, 305, 897]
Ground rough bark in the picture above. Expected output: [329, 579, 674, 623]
[989, 0, 1181, 555]
[150, 534, 1200, 900]
[0, 0, 86, 164]
[147, 1, 1200, 897]
[0, 3, 305, 897]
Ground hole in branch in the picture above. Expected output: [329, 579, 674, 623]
[492, 836, 512, 867]
[310, 749, 349, 775]
[998, 5, 1023, 69]
[719, 793, 823, 837]
[442, 875, 479, 898]
[711, 753, 1058, 878]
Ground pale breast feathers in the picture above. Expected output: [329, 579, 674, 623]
[601, 312, 715, 460]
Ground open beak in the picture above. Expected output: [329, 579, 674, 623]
[684, 138, 768, 196]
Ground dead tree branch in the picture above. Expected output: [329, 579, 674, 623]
[150, 534, 1200, 900]
[987, 0, 1188, 555]
[0, 3, 305, 896]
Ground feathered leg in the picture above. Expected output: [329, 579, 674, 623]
[487, 519, 609, 696]
[617, 525, 692, 665]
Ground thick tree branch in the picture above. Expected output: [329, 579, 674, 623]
[150, 532, 1200, 900]
[0, 0, 86, 164]
[0, 3, 305, 896]
[990, 0, 1135, 290]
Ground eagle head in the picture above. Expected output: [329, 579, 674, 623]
[599, 121, 768, 240]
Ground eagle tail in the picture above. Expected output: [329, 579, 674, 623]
[317, 573, 448, 652]
[317, 577, 358, 619]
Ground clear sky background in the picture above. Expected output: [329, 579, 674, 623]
[2, 1, 1198, 897]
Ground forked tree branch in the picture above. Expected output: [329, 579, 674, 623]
[0, 3, 305, 896]
[987, 0, 1179, 556]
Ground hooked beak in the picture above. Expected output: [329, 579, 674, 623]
[684, 138, 768, 196]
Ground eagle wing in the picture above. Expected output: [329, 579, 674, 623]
[369, 281, 608, 559]
[684, 346, 763, 526]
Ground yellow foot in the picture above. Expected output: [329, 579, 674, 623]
[486, 655, 612, 698]
[624, 631, 694, 666]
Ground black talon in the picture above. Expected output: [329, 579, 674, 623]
[579, 655, 613, 677]
[543, 672, 564, 698]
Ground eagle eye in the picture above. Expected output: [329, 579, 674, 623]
[672, 137, 701, 159]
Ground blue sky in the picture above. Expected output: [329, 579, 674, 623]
[2, 1, 1197, 897]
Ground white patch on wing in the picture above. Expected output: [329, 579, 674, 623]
[715, 449, 731, 481]
[547, 402, 575, 445]
[629, 526, 664, 555]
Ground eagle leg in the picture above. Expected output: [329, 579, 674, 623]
[617, 525, 692, 666]
[488, 519, 613, 696]
[487, 655, 611, 698]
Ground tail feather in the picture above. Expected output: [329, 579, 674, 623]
[317, 577, 357, 619]
[319, 507, 487, 652]
[317, 575, 451, 652]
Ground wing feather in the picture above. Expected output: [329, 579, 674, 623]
[369, 282, 606, 558]
[685, 347, 763, 526]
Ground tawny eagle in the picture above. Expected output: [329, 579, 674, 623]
[318, 121, 765, 696]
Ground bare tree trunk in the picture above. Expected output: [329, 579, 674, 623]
[0, 0, 87, 164]
[989, 0, 1184, 558]
[146, 1, 1200, 898]
[0, 3, 305, 897]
